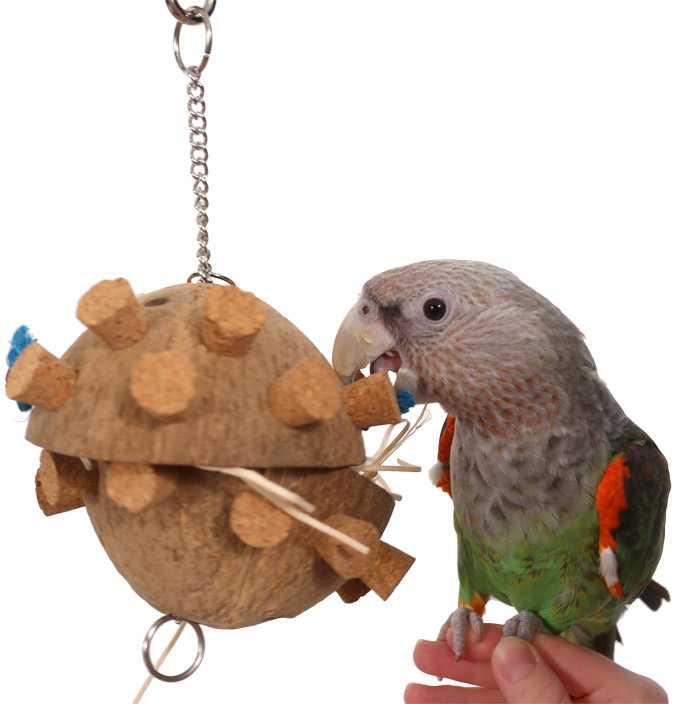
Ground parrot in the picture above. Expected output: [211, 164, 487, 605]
[332, 259, 670, 660]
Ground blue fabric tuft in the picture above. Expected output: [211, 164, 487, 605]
[7, 325, 37, 412]
[396, 389, 415, 414]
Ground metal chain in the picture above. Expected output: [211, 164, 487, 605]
[172, 3, 233, 285]
[186, 67, 213, 283]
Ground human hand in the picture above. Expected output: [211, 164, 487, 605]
[404, 624, 667, 703]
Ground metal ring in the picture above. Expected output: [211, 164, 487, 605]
[142, 614, 205, 683]
[166, 0, 216, 25]
[187, 272, 236, 285]
[173, 6, 212, 75]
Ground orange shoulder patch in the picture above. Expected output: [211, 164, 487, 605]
[438, 416, 456, 463]
[597, 454, 630, 553]
[436, 467, 452, 497]
[596, 454, 630, 598]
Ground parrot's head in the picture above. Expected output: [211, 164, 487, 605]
[333, 260, 592, 433]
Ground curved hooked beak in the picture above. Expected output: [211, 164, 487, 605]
[332, 304, 396, 386]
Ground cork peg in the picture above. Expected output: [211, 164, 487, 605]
[76, 278, 147, 349]
[229, 491, 293, 548]
[336, 579, 371, 604]
[5, 342, 76, 411]
[35, 469, 85, 516]
[105, 462, 178, 512]
[341, 371, 402, 428]
[202, 285, 267, 356]
[130, 350, 198, 422]
[313, 514, 380, 580]
[37, 450, 98, 507]
[268, 357, 341, 428]
[360, 541, 416, 601]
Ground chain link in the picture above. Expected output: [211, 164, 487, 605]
[186, 67, 213, 282]
[171, 4, 232, 285]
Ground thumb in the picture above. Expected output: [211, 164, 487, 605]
[492, 637, 571, 703]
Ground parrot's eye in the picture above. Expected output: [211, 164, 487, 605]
[423, 298, 447, 321]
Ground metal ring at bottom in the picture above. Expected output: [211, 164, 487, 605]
[142, 614, 205, 683]
[187, 272, 236, 285]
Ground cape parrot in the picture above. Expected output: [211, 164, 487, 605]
[332, 260, 670, 659]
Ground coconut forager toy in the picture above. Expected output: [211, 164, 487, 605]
[5, 2, 421, 695]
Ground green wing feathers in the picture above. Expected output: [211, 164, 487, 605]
[451, 421, 670, 650]
[611, 434, 670, 604]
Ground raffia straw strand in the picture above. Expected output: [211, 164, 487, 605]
[351, 404, 431, 499]
[356, 404, 431, 471]
[132, 620, 187, 704]
[258, 488, 370, 555]
[359, 464, 421, 472]
[198, 465, 315, 513]
[197, 465, 370, 555]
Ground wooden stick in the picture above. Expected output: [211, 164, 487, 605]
[132, 620, 187, 704]
[313, 515, 379, 579]
[198, 465, 370, 554]
[199, 465, 315, 513]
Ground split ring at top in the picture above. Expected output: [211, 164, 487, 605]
[173, 5, 213, 75]
[166, 0, 216, 25]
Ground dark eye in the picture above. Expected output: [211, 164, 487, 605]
[423, 298, 447, 321]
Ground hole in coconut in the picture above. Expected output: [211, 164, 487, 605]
[145, 297, 169, 307]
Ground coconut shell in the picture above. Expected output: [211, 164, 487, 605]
[84, 463, 395, 629]
[19, 279, 416, 633]
[25, 284, 365, 468]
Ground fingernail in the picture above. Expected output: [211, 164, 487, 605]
[494, 637, 537, 683]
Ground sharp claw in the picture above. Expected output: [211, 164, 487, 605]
[502, 610, 550, 642]
[451, 607, 469, 662]
[436, 606, 484, 663]
[469, 610, 484, 642]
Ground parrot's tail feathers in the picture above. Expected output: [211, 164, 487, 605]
[639, 579, 670, 611]
[563, 621, 621, 661]
[593, 627, 622, 660]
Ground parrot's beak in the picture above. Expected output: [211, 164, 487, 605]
[332, 304, 396, 385]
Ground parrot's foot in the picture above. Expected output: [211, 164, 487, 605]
[437, 606, 484, 662]
[502, 610, 551, 642]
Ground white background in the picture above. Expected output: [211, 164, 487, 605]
[1, 1, 697, 702]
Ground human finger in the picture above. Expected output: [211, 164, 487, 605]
[413, 639, 496, 688]
[404, 682, 505, 703]
[413, 625, 503, 686]
[491, 636, 571, 703]
[531, 634, 668, 702]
